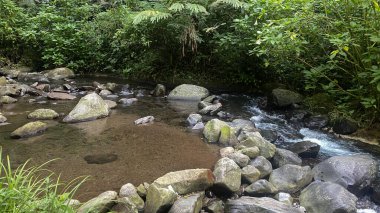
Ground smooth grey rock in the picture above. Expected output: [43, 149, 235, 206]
[153, 169, 214, 195]
[227, 152, 250, 168]
[111, 197, 138, 213]
[312, 154, 378, 192]
[271, 88, 302, 107]
[272, 148, 302, 168]
[18, 72, 49, 83]
[136, 182, 149, 198]
[245, 179, 278, 196]
[225, 196, 304, 213]
[274, 192, 293, 206]
[198, 101, 211, 109]
[288, 141, 320, 158]
[10, 121, 48, 139]
[134, 116, 154, 125]
[199, 103, 222, 115]
[43, 67, 75, 79]
[239, 132, 276, 159]
[27, 109, 59, 120]
[168, 192, 204, 213]
[144, 184, 177, 213]
[250, 156, 272, 178]
[231, 119, 256, 132]
[186, 113, 202, 126]
[99, 89, 112, 96]
[77, 191, 117, 213]
[241, 165, 261, 184]
[0, 85, 21, 96]
[269, 164, 313, 193]
[63, 93, 109, 123]
[300, 181, 357, 213]
[168, 84, 209, 101]
[213, 157, 241, 193]
[119, 183, 144, 211]
[192, 122, 204, 130]
[104, 100, 117, 109]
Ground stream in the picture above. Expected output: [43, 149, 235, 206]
[1, 76, 380, 211]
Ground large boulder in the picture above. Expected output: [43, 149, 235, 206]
[272, 148, 302, 168]
[238, 147, 260, 159]
[199, 103, 222, 115]
[312, 154, 378, 192]
[27, 109, 59, 120]
[250, 156, 273, 178]
[168, 192, 204, 213]
[168, 84, 209, 101]
[153, 169, 214, 195]
[18, 72, 49, 83]
[300, 182, 358, 213]
[238, 132, 276, 159]
[77, 191, 117, 213]
[225, 196, 304, 213]
[63, 93, 110, 123]
[271, 88, 302, 108]
[213, 157, 241, 193]
[203, 119, 229, 143]
[333, 118, 358, 135]
[288, 141, 320, 158]
[10, 121, 48, 139]
[43, 67, 75, 79]
[144, 184, 178, 213]
[269, 164, 313, 193]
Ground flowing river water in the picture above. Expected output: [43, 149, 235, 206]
[1, 76, 380, 211]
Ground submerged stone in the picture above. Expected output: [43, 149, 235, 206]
[10, 121, 48, 139]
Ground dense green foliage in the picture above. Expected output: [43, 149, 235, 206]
[1, 0, 380, 122]
[0, 151, 85, 212]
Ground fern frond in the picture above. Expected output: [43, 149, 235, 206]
[169, 3, 185, 12]
[185, 3, 209, 15]
[210, 0, 247, 9]
[133, 10, 172, 25]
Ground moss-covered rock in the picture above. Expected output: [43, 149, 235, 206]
[213, 157, 241, 193]
[269, 165, 313, 193]
[10, 121, 47, 138]
[144, 184, 178, 213]
[27, 109, 59, 120]
[0, 95, 17, 104]
[203, 119, 229, 143]
[239, 132, 276, 159]
[43, 67, 75, 80]
[77, 191, 117, 213]
[0, 76, 7, 86]
[271, 88, 303, 107]
[168, 84, 209, 101]
[219, 125, 238, 146]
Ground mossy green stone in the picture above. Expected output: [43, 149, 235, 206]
[203, 119, 228, 143]
[28, 109, 59, 120]
[0, 76, 7, 86]
[11, 121, 47, 138]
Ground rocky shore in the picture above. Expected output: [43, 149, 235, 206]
[1, 67, 379, 212]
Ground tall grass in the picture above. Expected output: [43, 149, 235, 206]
[0, 150, 86, 213]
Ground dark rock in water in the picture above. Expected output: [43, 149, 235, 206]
[304, 115, 329, 129]
[312, 154, 379, 193]
[250, 156, 272, 178]
[333, 117, 358, 135]
[288, 141, 320, 158]
[270, 88, 302, 108]
[371, 179, 380, 205]
[217, 111, 233, 119]
[151, 84, 166, 97]
[225, 196, 304, 213]
[272, 148, 302, 168]
[259, 129, 278, 142]
[18, 72, 49, 83]
[84, 153, 118, 164]
[300, 181, 357, 213]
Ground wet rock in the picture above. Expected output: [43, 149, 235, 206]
[0, 114, 7, 123]
[203, 119, 229, 143]
[106, 82, 117, 92]
[220, 147, 235, 158]
[205, 199, 224, 213]
[144, 184, 178, 213]
[213, 157, 241, 193]
[99, 89, 112, 96]
[199, 103, 222, 115]
[137, 182, 149, 198]
[18, 72, 49, 83]
[192, 122, 204, 130]
[135, 89, 145, 97]
[63, 84, 73, 91]
[153, 169, 214, 195]
[250, 156, 272, 178]
[187, 113, 202, 126]
[217, 111, 232, 119]
[198, 101, 211, 109]
[168, 84, 209, 101]
[63, 93, 109, 123]
[219, 125, 238, 146]
[0, 95, 17, 104]
[93, 81, 105, 90]
[245, 179, 278, 196]
[35, 83, 50, 92]
[10, 121, 48, 139]
[227, 152, 250, 168]
[270, 88, 303, 108]
[104, 100, 117, 109]
[0, 85, 21, 96]
[241, 165, 261, 184]
[304, 115, 329, 129]
[0, 66, 32, 78]
[106, 94, 119, 99]
[225, 196, 304, 213]
[288, 141, 320, 158]
[274, 192, 293, 206]
[269, 164, 313, 193]
[0, 76, 7, 86]
[151, 84, 166, 97]
[27, 109, 59, 120]
[231, 119, 256, 132]
[168, 192, 204, 213]
[272, 148, 302, 168]
[300, 181, 357, 213]
[43, 67, 75, 80]
[77, 191, 117, 213]
[202, 95, 217, 103]
[238, 131, 276, 159]
[238, 147, 260, 159]
[47, 92, 76, 100]
[312, 154, 378, 192]
[258, 129, 278, 142]
[111, 197, 138, 213]
[134, 116, 154, 125]
[119, 98, 138, 105]
[333, 117, 358, 135]
[84, 153, 118, 164]
[119, 183, 144, 210]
